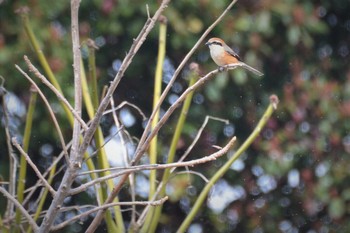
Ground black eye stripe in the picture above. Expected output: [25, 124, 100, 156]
[211, 41, 222, 46]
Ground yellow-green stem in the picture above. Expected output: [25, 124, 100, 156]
[148, 18, 167, 200]
[87, 41, 99, 109]
[21, 13, 74, 124]
[145, 69, 199, 233]
[81, 60, 124, 232]
[15, 89, 37, 231]
[0, 216, 9, 233]
[139, 19, 167, 233]
[177, 98, 277, 233]
[81, 59, 95, 118]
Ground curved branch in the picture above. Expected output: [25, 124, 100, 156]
[70, 136, 236, 196]
[15, 65, 69, 162]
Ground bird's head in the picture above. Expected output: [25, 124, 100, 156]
[205, 37, 225, 47]
[205, 37, 227, 60]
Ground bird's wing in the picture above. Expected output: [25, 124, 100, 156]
[223, 43, 242, 61]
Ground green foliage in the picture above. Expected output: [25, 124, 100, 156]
[1, 0, 350, 232]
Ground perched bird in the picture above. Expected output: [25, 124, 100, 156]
[205, 37, 263, 76]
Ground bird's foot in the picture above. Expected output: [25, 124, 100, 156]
[218, 66, 226, 72]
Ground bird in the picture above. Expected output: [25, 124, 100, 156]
[205, 37, 263, 76]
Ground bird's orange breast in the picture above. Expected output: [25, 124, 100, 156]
[212, 51, 240, 66]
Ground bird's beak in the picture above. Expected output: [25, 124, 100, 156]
[205, 42, 210, 46]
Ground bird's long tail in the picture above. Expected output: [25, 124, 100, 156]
[227, 62, 264, 77]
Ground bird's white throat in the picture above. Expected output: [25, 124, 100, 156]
[209, 44, 225, 66]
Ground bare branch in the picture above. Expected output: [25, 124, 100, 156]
[174, 170, 209, 183]
[51, 196, 168, 231]
[37, 1, 82, 232]
[70, 0, 83, 163]
[83, 125, 124, 162]
[23, 55, 88, 130]
[109, 97, 138, 225]
[15, 65, 69, 162]
[12, 138, 56, 197]
[0, 187, 39, 232]
[178, 116, 229, 164]
[146, 4, 150, 19]
[22, 146, 67, 207]
[103, 100, 147, 121]
[69, 136, 236, 196]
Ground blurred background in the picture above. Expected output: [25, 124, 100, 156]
[1, 0, 350, 232]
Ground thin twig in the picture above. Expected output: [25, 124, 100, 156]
[22, 146, 67, 207]
[110, 97, 138, 226]
[85, 174, 129, 233]
[69, 136, 236, 196]
[174, 170, 209, 183]
[23, 55, 88, 130]
[12, 138, 57, 197]
[15, 65, 69, 162]
[178, 116, 229, 164]
[0, 187, 39, 232]
[103, 100, 147, 121]
[27, 166, 61, 213]
[51, 196, 168, 231]
[77, 164, 156, 176]
[146, 4, 150, 19]
[83, 125, 124, 162]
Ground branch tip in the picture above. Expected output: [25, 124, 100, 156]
[86, 38, 99, 50]
[146, 4, 150, 19]
[158, 15, 168, 24]
[269, 94, 279, 109]
[212, 145, 223, 150]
